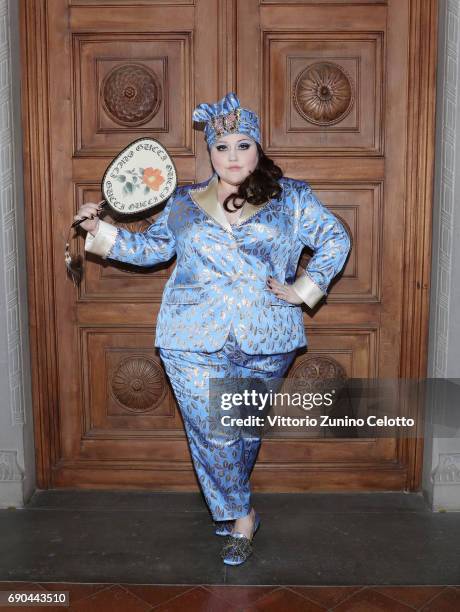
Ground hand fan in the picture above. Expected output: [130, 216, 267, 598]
[65, 137, 177, 285]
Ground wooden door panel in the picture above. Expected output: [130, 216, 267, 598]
[260, 3, 387, 30]
[82, 329, 178, 431]
[70, 0, 195, 5]
[74, 34, 192, 156]
[21, 0, 436, 491]
[310, 183, 382, 302]
[304, 329, 378, 378]
[69, 6, 196, 31]
[260, 0, 386, 4]
[266, 33, 383, 154]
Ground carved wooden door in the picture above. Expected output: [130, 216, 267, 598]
[21, 0, 436, 491]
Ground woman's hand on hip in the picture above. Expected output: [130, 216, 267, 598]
[266, 276, 303, 305]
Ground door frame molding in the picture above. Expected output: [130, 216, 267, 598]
[19, 0, 438, 490]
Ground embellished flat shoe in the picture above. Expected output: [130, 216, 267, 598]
[220, 511, 261, 566]
[214, 520, 234, 536]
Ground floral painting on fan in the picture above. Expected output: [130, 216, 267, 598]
[115, 166, 165, 196]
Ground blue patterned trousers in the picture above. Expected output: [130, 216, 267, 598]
[159, 326, 297, 521]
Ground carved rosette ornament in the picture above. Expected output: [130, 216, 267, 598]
[293, 62, 354, 126]
[102, 63, 161, 126]
[289, 356, 348, 396]
[111, 356, 166, 412]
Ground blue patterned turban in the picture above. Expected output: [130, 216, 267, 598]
[192, 92, 261, 147]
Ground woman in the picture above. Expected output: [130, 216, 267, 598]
[76, 92, 351, 566]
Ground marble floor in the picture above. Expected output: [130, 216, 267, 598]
[0, 490, 459, 610]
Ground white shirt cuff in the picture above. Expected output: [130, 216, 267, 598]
[84, 220, 118, 259]
[292, 274, 325, 308]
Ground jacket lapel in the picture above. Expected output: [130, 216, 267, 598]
[189, 173, 274, 231]
[238, 201, 263, 224]
[189, 174, 233, 232]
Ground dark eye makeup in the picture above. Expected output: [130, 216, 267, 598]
[215, 142, 252, 151]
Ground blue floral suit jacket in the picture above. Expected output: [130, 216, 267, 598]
[85, 173, 351, 354]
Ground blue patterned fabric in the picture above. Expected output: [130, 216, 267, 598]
[192, 92, 261, 146]
[159, 325, 296, 520]
[102, 174, 351, 354]
[86, 173, 351, 522]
